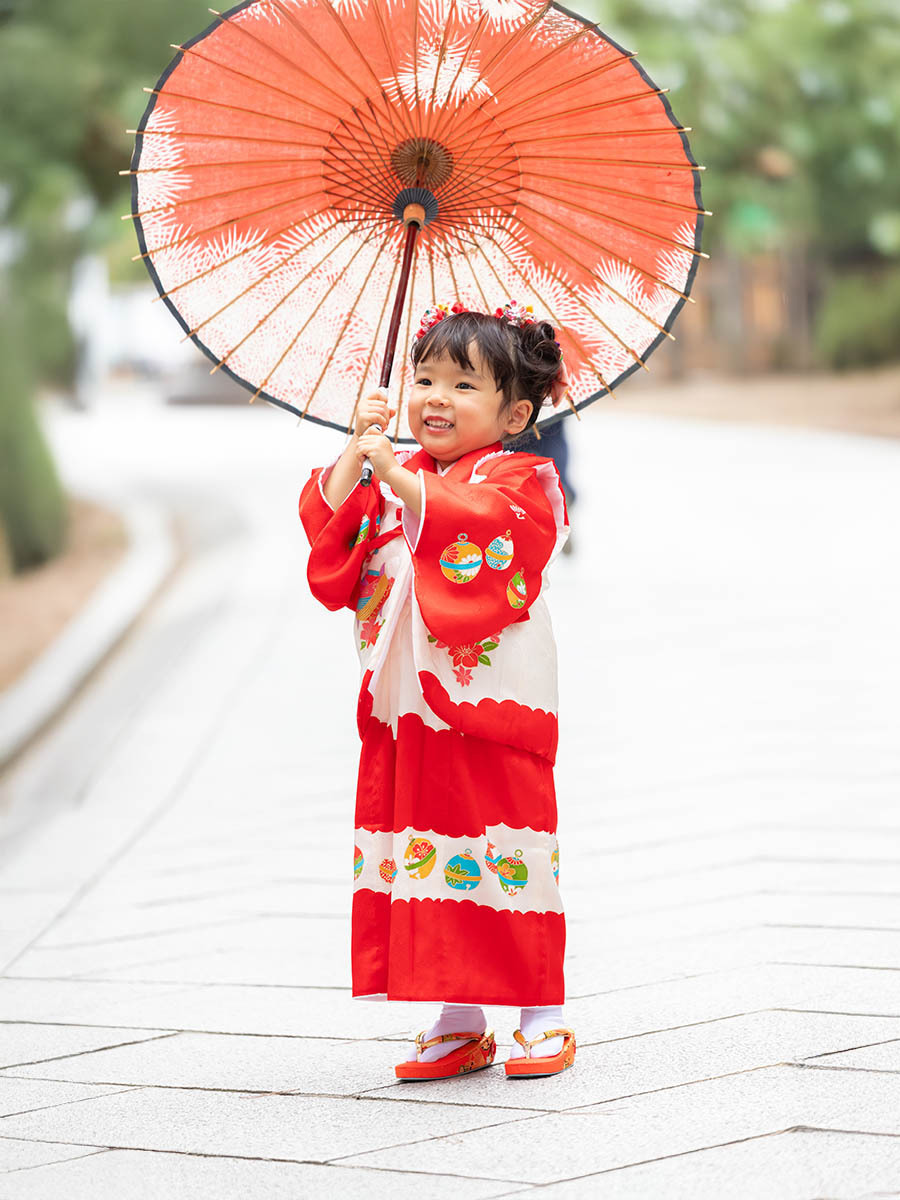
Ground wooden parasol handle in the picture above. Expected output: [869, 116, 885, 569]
[361, 206, 423, 487]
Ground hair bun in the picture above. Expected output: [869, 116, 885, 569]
[514, 319, 562, 412]
[518, 318, 558, 358]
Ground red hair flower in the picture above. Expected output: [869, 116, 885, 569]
[416, 301, 469, 339]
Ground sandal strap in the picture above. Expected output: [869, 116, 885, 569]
[415, 1029, 488, 1057]
[512, 1027, 575, 1059]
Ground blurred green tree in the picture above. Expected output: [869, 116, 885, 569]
[0, 0, 204, 571]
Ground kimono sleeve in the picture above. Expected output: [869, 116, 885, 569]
[404, 455, 565, 645]
[298, 465, 382, 612]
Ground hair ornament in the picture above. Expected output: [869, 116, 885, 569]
[415, 301, 468, 339]
[494, 299, 534, 327]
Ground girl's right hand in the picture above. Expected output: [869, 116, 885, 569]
[355, 389, 396, 439]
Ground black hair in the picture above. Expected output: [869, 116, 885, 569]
[410, 310, 561, 433]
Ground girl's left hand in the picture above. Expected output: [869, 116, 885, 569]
[356, 428, 398, 481]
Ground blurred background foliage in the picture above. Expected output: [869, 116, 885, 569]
[589, 0, 900, 370]
[591, 0, 900, 264]
[1, 0, 899, 571]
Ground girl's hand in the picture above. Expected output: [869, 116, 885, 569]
[354, 388, 395, 440]
[356, 428, 398, 482]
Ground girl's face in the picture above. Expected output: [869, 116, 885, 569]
[409, 343, 532, 467]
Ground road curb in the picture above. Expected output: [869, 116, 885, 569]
[0, 496, 177, 770]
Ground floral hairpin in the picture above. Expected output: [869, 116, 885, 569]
[494, 299, 534, 327]
[415, 301, 468, 339]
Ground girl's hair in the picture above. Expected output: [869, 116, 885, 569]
[410, 310, 561, 432]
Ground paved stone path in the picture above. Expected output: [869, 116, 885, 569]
[1, 389, 899, 1197]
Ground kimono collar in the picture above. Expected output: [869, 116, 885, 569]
[402, 441, 504, 481]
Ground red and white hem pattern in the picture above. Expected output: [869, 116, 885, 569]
[354, 825, 561, 912]
[351, 824, 564, 1006]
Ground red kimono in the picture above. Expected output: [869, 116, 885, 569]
[299, 440, 569, 1005]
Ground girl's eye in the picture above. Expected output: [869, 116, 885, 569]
[415, 377, 430, 386]
[456, 382, 474, 390]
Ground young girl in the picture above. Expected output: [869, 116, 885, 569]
[298, 302, 576, 1079]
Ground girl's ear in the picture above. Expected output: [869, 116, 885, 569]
[503, 397, 534, 436]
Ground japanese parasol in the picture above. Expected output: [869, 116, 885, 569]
[128, 0, 706, 442]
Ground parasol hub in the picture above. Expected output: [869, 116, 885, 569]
[392, 186, 438, 227]
[402, 203, 427, 228]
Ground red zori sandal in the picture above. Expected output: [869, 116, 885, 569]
[504, 1027, 576, 1078]
[395, 1030, 497, 1080]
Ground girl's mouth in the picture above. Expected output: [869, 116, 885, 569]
[424, 417, 454, 430]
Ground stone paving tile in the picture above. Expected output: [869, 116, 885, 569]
[559, 813, 753, 855]
[562, 894, 770, 945]
[561, 930, 768, 998]
[102, 847, 347, 894]
[770, 963, 900, 1015]
[30, 912, 350, 969]
[805, 1040, 900, 1071]
[0, 1026, 172, 1072]
[0, 1087, 537, 1161]
[0, 980, 194, 1027]
[0, 1138, 108, 1174]
[560, 967, 787, 1044]
[78, 874, 349, 916]
[69, 942, 350, 989]
[768, 926, 900, 968]
[0, 1149, 519, 1198]
[4, 1032, 413, 1096]
[571, 1061, 900, 1132]
[0, 979, 424, 1040]
[13, 912, 346, 978]
[0, 1078, 138, 1119]
[560, 863, 767, 911]
[12, 918, 350, 988]
[29, 903, 274, 949]
[344, 1064, 900, 1182]
[756, 860, 900, 894]
[496, 1130, 900, 1199]
[755, 830, 900, 860]
[758, 892, 900, 929]
[554, 834, 768, 886]
[550, 965, 783, 1036]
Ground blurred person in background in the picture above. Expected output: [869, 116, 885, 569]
[514, 420, 577, 555]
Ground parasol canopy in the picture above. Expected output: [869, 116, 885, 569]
[129, 0, 707, 441]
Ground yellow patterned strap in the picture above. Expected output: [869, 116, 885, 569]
[415, 1030, 489, 1057]
[512, 1027, 575, 1059]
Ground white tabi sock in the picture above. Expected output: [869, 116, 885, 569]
[508, 1005, 566, 1060]
[406, 1003, 487, 1063]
